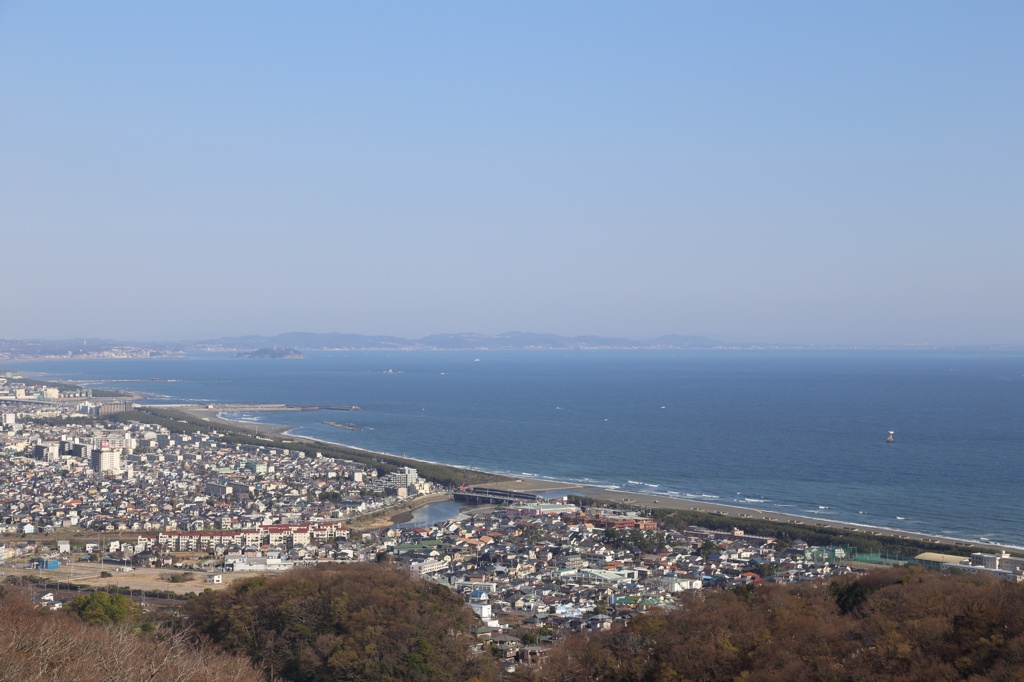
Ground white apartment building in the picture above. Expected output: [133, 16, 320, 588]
[91, 449, 121, 474]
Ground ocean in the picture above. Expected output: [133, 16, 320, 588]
[11, 350, 1024, 547]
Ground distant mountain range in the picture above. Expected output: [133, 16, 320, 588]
[201, 331, 725, 351]
[233, 347, 305, 359]
[0, 332, 726, 359]
[4, 333, 1019, 359]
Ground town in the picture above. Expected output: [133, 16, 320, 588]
[2, 370, 1022, 673]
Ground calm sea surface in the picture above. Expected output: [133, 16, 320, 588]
[12, 350, 1024, 546]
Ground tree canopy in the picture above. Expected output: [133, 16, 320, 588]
[0, 586, 260, 682]
[186, 563, 497, 682]
[527, 568, 1024, 681]
[68, 590, 141, 625]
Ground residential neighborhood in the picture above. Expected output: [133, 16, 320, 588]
[0, 373, 427, 566]
[2, 371, 1020, 673]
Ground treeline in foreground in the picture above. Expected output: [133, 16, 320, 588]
[0, 586, 261, 682]
[532, 568, 1024, 682]
[185, 563, 499, 681]
[6, 564, 1024, 681]
[188, 564, 1024, 681]
[0, 564, 496, 682]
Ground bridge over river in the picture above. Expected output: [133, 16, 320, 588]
[452, 487, 544, 505]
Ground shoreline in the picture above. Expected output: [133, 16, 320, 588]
[151, 405, 1022, 554]
[280, 430, 501, 478]
[486, 479, 1024, 552]
[153, 406, 295, 436]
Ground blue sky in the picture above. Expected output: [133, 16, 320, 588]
[1, 2, 1021, 345]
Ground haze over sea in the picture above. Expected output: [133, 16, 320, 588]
[15, 350, 1024, 547]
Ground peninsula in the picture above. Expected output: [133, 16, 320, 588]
[233, 347, 303, 359]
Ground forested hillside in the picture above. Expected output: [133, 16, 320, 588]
[186, 563, 498, 681]
[0, 586, 260, 682]
[4, 565, 1022, 681]
[527, 568, 1024, 681]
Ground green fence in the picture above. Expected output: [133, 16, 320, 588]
[850, 552, 922, 567]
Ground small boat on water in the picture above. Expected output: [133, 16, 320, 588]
[887, 430, 895, 443]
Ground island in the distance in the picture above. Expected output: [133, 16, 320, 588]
[233, 347, 303, 359]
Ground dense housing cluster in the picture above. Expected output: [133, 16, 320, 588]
[0, 377, 430, 570]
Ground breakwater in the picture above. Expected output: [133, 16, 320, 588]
[153, 403, 360, 412]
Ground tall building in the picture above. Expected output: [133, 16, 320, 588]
[390, 466, 419, 487]
[97, 401, 133, 418]
[90, 449, 121, 474]
[33, 442, 61, 462]
[90, 431, 136, 452]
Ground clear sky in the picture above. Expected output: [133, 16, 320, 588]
[2, 3, 1021, 345]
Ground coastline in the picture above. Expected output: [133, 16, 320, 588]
[298, 448, 1024, 552]
[150, 405, 1021, 554]
[165, 406, 294, 436]
[279, 431, 502, 478]
[486, 479, 1024, 552]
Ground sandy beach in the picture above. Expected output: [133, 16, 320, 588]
[483, 478, 1016, 553]
[149, 405, 294, 435]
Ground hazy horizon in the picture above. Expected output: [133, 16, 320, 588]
[3, 330, 1023, 351]
[2, 3, 1021, 346]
